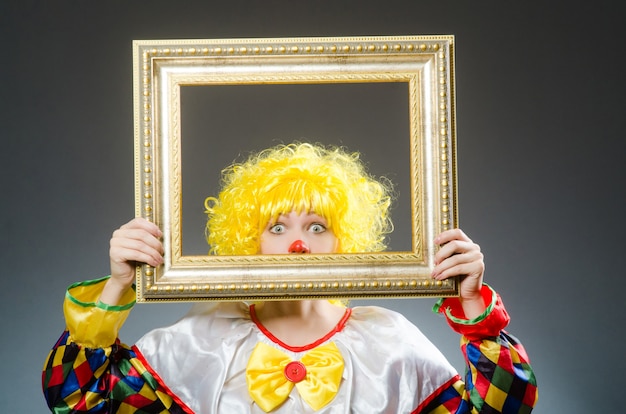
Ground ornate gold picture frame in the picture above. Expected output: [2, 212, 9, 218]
[133, 35, 458, 302]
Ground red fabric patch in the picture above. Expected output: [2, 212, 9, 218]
[123, 392, 154, 407]
[46, 364, 67, 387]
[523, 382, 539, 406]
[74, 360, 95, 388]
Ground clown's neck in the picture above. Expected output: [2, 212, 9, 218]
[254, 300, 346, 348]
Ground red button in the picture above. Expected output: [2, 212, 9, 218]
[284, 361, 307, 383]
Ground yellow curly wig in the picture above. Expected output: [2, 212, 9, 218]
[204, 142, 393, 255]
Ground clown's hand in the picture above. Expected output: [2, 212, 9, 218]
[432, 229, 486, 319]
[101, 217, 163, 305]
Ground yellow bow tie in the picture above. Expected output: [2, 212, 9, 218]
[246, 341, 344, 412]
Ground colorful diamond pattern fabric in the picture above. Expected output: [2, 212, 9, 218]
[43, 331, 190, 413]
[419, 331, 537, 413]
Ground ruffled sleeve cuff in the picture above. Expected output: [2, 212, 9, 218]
[63, 276, 135, 348]
[432, 284, 511, 340]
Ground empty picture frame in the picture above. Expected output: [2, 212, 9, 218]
[133, 35, 458, 302]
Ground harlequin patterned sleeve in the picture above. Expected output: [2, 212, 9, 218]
[420, 285, 538, 414]
[42, 277, 191, 413]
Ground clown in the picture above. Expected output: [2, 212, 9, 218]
[43, 143, 537, 413]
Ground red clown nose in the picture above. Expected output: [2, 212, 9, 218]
[288, 240, 310, 254]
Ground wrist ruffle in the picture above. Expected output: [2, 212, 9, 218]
[63, 276, 135, 348]
[433, 284, 510, 340]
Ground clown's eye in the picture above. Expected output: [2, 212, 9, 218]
[269, 223, 286, 234]
[309, 223, 326, 233]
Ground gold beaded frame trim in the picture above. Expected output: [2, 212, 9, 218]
[133, 35, 458, 302]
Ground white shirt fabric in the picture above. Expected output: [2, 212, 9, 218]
[135, 302, 458, 414]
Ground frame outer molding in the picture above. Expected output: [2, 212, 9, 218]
[132, 35, 458, 302]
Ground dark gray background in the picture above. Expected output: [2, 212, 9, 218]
[181, 83, 414, 254]
[2, 1, 624, 412]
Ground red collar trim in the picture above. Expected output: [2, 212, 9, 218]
[249, 304, 352, 353]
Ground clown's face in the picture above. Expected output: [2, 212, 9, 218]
[259, 211, 338, 255]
